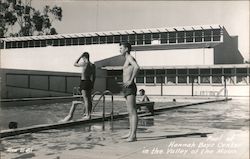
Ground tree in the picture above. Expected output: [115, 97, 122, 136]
[0, 0, 62, 37]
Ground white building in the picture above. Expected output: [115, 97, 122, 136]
[0, 24, 249, 98]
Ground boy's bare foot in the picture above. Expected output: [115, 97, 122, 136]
[121, 133, 131, 139]
[59, 115, 72, 122]
[126, 136, 137, 142]
[82, 115, 91, 120]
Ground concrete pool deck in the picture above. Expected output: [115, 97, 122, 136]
[49, 130, 249, 159]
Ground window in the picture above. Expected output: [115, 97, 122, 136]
[23, 41, 28, 48]
[17, 41, 22, 48]
[121, 35, 128, 43]
[167, 76, 176, 84]
[46, 39, 52, 46]
[107, 70, 122, 82]
[212, 68, 222, 75]
[92, 36, 99, 44]
[177, 69, 187, 75]
[136, 34, 143, 45]
[59, 39, 65, 46]
[41, 40, 46, 47]
[152, 33, 160, 40]
[156, 70, 165, 84]
[35, 40, 40, 47]
[178, 76, 187, 84]
[128, 34, 135, 45]
[66, 38, 72, 45]
[186, 31, 193, 43]
[204, 30, 212, 41]
[195, 30, 202, 42]
[144, 33, 151, 45]
[224, 68, 235, 75]
[236, 68, 247, 75]
[160, 32, 167, 44]
[212, 76, 222, 84]
[200, 69, 210, 76]
[189, 69, 199, 75]
[177, 32, 185, 43]
[167, 69, 176, 84]
[189, 76, 198, 83]
[236, 76, 247, 84]
[12, 41, 17, 48]
[79, 37, 85, 45]
[6, 42, 11, 48]
[85, 37, 91, 45]
[213, 29, 221, 41]
[29, 41, 34, 47]
[145, 70, 155, 84]
[114, 35, 120, 43]
[200, 76, 210, 84]
[169, 32, 176, 43]
[136, 70, 144, 83]
[100, 36, 106, 44]
[107, 36, 114, 44]
[72, 38, 78, 45]
[53, 39, 59, 46]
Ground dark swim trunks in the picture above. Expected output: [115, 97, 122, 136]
[79, 80, 93, 91]
[123, 82, 137, 97]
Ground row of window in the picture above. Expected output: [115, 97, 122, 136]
[2, 29, 222, 49]
[134, 75, 249, 85]
[108, 68, 249, 76]
[107, 68, 250, 85]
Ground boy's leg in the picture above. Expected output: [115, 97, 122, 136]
[60, 101, 80, 122]
[81, 90, 91, 119]
[126, 94, 138, 142]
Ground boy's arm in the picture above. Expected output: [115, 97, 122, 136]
[123, 56, 140, 87]
[74, 54, 84, 67]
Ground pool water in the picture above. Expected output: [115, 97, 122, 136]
[0, 100, 178, 130]
[0, 98, 249, 159]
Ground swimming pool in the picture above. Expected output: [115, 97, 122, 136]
[0, 98, 249, 159]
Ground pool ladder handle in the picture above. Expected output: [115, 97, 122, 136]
[72, 87, 114, 122]
[91, 90, 114, 122]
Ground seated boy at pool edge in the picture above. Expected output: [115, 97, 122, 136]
[137, 89, 150, 111]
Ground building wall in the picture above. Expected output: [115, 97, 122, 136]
[1, 44, 120, 72]
[214, 28, 244, 64]
[0, 44, 121, 98]
[132, 48, 214, 66]
[137, 85, 249, 97]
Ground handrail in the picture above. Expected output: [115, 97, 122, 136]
[216, 87, 228, 97]
[91, 90, 114, 123]
[72, 88, 114, 123]
[101, 90, 114, 122]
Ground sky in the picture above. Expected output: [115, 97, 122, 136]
[31, 0, 249, 61]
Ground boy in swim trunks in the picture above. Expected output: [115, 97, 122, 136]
[120, 42, 140, 142]
[61, 52, 96, 122]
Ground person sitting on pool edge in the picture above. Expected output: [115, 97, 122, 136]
[137, 89, 150, 111]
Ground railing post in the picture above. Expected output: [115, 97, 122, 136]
[191, 76, 194, 96]
[161, 76, 163, 96]
[103, 95, 105, 122]
[224, 75, 227, 97]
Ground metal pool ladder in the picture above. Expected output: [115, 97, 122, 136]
[73, 87, 114, 122]
[92, 90, 114, 122]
